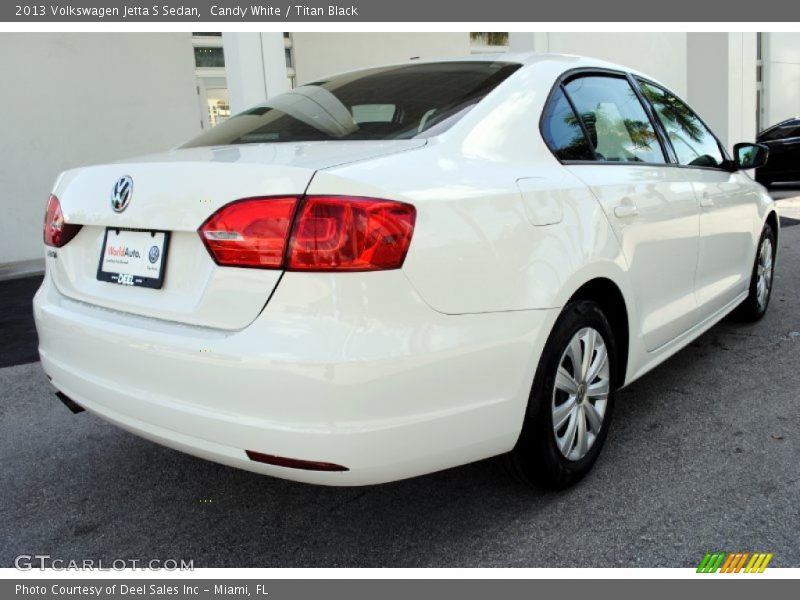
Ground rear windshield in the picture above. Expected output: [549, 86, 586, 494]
[182, 61, 521, 147]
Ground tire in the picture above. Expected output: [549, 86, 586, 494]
[733, 222, 776, 322]
[503, 300, 617, 489]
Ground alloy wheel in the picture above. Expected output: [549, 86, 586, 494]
[552, 327, 611, 461]
[756, 237, 774, 310]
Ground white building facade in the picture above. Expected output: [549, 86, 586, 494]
[0, 32, 796, 272]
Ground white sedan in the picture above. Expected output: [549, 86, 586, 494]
[34, 53, 777, 487]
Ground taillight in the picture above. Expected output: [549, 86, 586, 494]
[198, 197, 299, 268]
[287, 196, 416, 271]
[43, 194, 81, 248]
[199, 196, 416, 271]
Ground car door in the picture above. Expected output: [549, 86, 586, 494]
[637, 79, 760, 321]
[547, 73, 701, 351]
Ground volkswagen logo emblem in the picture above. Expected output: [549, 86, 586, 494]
[111, 176, 133, 213]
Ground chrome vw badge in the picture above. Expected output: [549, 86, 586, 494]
[111, 176, 133, 212]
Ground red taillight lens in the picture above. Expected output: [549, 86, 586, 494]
[198, 195, 416, 271]
[288, 196, 416, 271]
[198, 197, 299, 268]
[43, 194, 81, 248]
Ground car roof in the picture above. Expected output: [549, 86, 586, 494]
[314, 52, 659, 87]
[759, 116, 800, 135]
[433, 51, 650, 73]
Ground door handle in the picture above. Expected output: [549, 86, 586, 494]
[614, 205, 639, 218]
[699, 196, 714, 207]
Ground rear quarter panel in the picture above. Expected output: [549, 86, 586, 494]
[309, 144, 628, 316]
[308, 59, 634, 316]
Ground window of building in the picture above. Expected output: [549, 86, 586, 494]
[194, 46, 225, 68]
[563, 76, 666, 164]
[206, 89, 231, 128]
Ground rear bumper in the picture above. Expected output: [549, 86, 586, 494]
[34, 270, 557, 485]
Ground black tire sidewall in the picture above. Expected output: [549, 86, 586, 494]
[746, 224, 776, 320]
[513, 300, 617, 487]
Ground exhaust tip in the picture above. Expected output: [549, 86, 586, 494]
[245, 450, 348, 472]
[56, 391, 85, 414]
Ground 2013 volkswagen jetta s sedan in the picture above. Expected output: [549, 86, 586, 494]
[34, 53, 778, 488]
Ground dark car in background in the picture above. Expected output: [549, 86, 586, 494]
[756, 117, 800, 186]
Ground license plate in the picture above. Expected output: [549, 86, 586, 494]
[97, 228, 170, 289]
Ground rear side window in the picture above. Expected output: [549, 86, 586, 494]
[638, 80, 725, 168]
[541, 87, 595, 161]
[563, 76, 666, 164]
[182, 61, 521, 146]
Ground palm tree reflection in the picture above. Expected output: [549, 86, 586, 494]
[639, 82, 721, 167]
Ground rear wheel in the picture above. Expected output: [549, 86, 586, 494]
[503, 300, 617, 489]
[733, 222, 776, 322]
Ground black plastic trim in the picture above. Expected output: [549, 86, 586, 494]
[56, 392, 85, 414]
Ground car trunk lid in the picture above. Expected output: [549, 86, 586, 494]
[49, 140, 425, 330]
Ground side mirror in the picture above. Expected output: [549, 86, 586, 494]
[733, 142, 769, 170]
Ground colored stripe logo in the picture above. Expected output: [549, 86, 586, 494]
[697, 552, 773, 573]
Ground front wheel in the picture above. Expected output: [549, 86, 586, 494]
[733, 222, 776, 322]
[503, 300, 617, 489]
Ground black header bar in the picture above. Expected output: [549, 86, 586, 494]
[3, 0, 800, 22]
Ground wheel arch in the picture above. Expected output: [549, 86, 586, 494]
[766, 210, 779, 245]
[567, 277, 630, 388]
